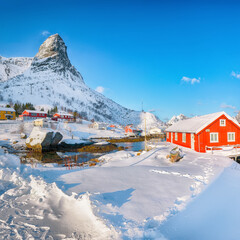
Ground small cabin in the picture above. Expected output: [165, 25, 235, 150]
[125, 124, 142, 136]
[34, 118, 49, 128]
[0, 107, 16, 120]
[149, 127, 162, 136]
[90, 122, 107, 130]
[20, 110, 47, 121]
[53, 112, 74, 122]
[165, 111, 240, 153]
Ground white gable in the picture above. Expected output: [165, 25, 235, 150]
[166, 112, 240, 134]
[0, 107, 15, 112]
[25, 110, 47, 114]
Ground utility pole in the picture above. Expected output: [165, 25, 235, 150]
[30, 83, 34, 95]
[144, 111, 147, 151]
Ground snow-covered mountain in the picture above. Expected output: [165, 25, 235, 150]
[167, 114, 188, 126]
[0, 56, 33, 82]
[0, 34, 163, 128]
[235, 111, 240, 123]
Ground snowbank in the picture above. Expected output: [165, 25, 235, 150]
[59, 143, 232, 239]
[0, 141, 236, 239]
[0, 152, 118, 239]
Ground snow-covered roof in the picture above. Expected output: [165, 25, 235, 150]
[0, 107, 15, 112]
[24, 110, 47, 114]
[165, 111, 240, 134]
[56, 111, 73, 117]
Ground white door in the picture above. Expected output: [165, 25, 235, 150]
[191, 133, 195, 150]
[171, 132, 173, 143]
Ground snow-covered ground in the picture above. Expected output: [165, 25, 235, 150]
[0, 121, 125, 150]
[0, 137, 237, 239]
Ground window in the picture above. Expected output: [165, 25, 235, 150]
[228, 132, 235, 142]
[175, 132, 178, 141]
[220, 119, 226, 126]
[210, 133, 219, 143]
[182, 133, 186, 143]
[167, 132, 169, 138]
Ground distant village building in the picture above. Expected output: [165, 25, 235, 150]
[0, 107, 16, 120]
[33, 118, 49, 128]
[53, 112, 74, 122]
[165, 112, 240, 153]
[19, 110, 47, 121]
[149, 127, 162, 136]
[125, 124, 142, 136]
[90, 122, 107, 130]
[107, 124, 116, 131]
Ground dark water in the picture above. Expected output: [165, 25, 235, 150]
[116, 141, 145, 152]
[19, 151, 103, 168]
[19, 141, 145, 168]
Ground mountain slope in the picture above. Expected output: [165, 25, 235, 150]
[167, 114, 188, 126]
[0, 56, 33, 82]
[0, 34, 163, 128]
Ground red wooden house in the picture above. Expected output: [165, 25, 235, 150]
[53, 111, 74, 122]
[20, 110, 47, 121]
[125, 124, 142, 136]
[165, 112, 240, 153]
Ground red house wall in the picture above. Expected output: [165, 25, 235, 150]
[166, 132, 192, 148]
[196, 115, 240, 152]
[22, 111, 47, 118]
[125, 126, 133, 133]
[167, 114, 240, 153]
[54, 113, 73, 120]
[166, 132, 171, 142]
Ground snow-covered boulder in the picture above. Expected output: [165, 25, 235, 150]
[20, 133, 27, 139]
[26, 127, 63, 152]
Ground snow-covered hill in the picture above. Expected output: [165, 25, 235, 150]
[167, 114, 188, 126]
[235, 111, 240, 123]
[0, 56, 32, 82]
[0, 34, 163, 128]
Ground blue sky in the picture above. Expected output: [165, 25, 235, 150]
[0, 0, 240, 121]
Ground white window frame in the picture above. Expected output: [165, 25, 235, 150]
[220, 119, 226, 126]
[228, 132, 235, 142]
[167, 132, 169, 138]
[175, 132, 178, 141]
[182, 133, 186, 143]
[210, 132, 219, 143]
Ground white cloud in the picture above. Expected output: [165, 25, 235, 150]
[181, 76, 200, 84]
[95, 86, 104, 93]
[231, 71, 240, 79]
[220, 103, 236, 110]
[41, 31, 50, 36]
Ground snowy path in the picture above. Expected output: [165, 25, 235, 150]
[58, 144, 232, 239]
[159, 162, 240, 240]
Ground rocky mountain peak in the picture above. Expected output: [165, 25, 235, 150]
[35, 34, 68, 60]
[31, 34, 82, 79]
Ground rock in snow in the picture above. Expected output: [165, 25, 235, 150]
[0, 34, 164, 129]
[26, 126, 63, 151]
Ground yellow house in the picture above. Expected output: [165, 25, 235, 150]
[0, 107, 16, 120]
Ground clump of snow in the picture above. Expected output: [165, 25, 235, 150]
[0, 152, 118, 239]
[61, 139, 89, 145]
[94, 141, 110, 145]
